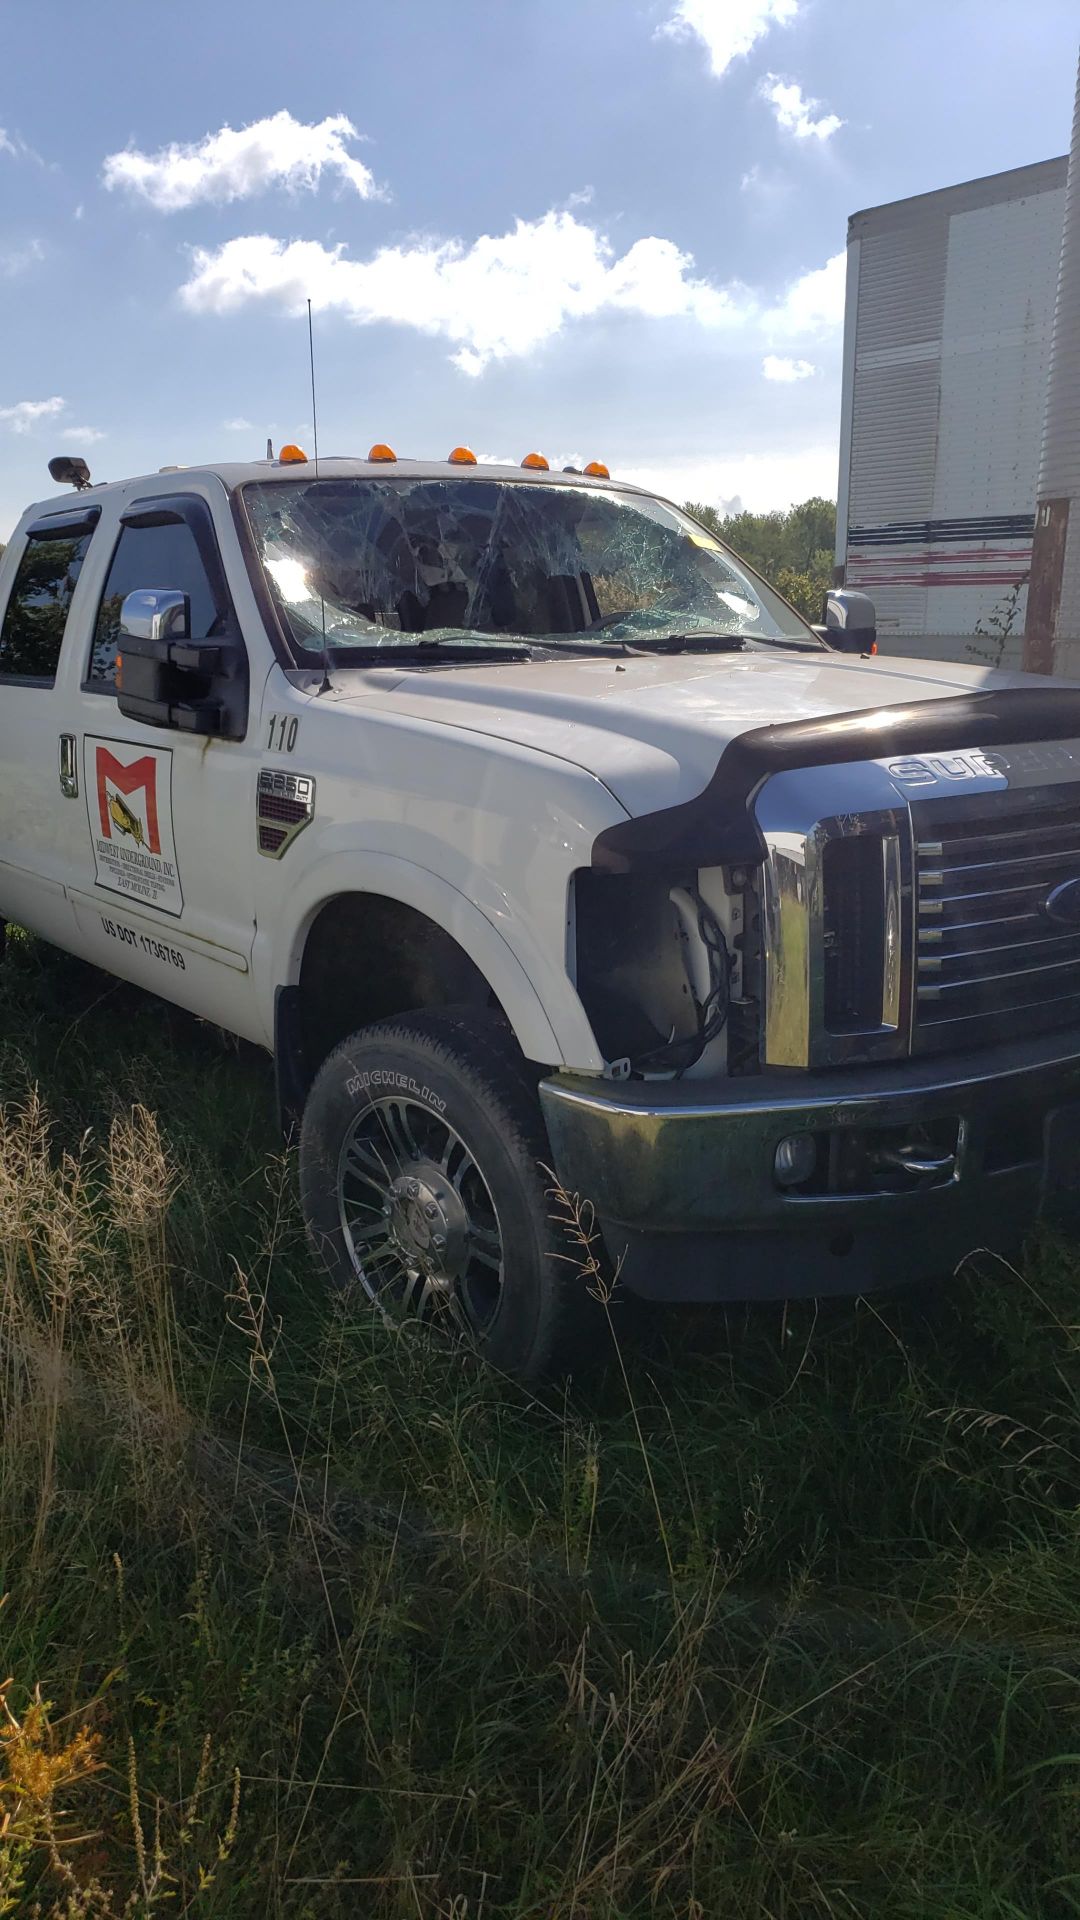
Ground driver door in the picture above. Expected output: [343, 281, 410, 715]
[66, 490, 267, 1045]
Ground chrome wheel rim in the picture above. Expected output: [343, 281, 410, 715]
[336, 1095, 504, 1336]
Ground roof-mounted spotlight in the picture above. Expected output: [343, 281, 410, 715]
[48, 455, 92, 492]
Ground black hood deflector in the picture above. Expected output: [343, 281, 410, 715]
[592, 684, 1080, 873]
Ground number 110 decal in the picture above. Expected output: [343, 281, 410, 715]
[267, 714, 299, 754]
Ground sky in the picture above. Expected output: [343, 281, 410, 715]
[1, 0, 1078, 540]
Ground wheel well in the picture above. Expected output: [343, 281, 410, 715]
[284, 894, 506, 1106]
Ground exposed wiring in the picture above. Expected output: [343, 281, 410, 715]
[630, 891, 731, 1078]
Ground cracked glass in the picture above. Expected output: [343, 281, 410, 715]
[242, 477, 820, 658]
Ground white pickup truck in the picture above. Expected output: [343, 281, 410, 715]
[3, 445, 1080, 1377]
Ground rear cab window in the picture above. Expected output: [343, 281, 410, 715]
[0, 508, 99, 684]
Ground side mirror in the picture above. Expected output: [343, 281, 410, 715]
[116, 587, 240, 738]
[119, 588, 190, 644]
[818, 589, 877, 655]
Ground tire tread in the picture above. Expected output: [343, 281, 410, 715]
[300, 1008, 602, 1380]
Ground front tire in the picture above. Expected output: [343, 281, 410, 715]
[298, 1010, 601, 1381]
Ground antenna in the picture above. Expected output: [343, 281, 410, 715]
[307, 297, 332, 694]
[307, 298, 321, 481]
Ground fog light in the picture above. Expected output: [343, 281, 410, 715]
[774, 1133, 817, 1188]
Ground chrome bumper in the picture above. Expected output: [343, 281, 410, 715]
[538, 1030, 1080, 1301]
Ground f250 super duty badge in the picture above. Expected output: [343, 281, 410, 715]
[84, 737, 183, 916]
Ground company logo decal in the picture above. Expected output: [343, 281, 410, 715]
[96, 748, 161, 854]
[85, 736, 183, 916]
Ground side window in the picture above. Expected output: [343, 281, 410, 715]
[0, 529, 93, 683]
[89, 519, 222, 686]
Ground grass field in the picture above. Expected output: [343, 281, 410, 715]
[3, 928, 1080, 1917]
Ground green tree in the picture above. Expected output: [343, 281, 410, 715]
[684, 495, 836, 622]
[0, 536, 91, 675]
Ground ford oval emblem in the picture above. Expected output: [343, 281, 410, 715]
[1043, 877, 1080, 928]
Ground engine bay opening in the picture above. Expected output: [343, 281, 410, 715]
[572, 868, 757, 1078]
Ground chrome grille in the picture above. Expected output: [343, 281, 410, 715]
[911, 784, 1080, 1053]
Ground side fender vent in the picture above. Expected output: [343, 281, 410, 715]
[257, 769, 315, 860]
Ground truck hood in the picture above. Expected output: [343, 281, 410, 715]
[322, 649, 1048, 819]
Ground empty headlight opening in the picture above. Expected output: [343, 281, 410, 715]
[572, 871, 734, 1078]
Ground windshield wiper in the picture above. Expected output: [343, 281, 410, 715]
[314, 637, 534, 667]
[615, 633, 750, 655]
[414, 638, 532, 661]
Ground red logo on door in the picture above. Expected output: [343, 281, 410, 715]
[95, 748, 161, 855]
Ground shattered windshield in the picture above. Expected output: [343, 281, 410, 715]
[242, 476, 821, 658]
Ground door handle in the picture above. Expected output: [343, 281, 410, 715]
[59, 735, 78, 799]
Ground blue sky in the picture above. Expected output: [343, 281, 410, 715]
[2, 0, 1077, 539]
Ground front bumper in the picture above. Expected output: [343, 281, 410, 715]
[538, 1030, 1080, 1301]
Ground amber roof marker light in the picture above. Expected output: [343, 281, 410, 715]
[448, 445, 478, 465]
[584, 460, 610, 479]
[368, 442, 397, 462]
[279, 444, 308, 464]
[521, 452, 549, 470]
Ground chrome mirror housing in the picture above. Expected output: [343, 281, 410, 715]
[119, 588, 190, 644]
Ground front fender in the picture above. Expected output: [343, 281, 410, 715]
[254, 848, 604, 1070]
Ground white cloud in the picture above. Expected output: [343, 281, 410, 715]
[759, 75, 843, 141]
[765, 251, 845, 336]
[658, 0, 799, 79]
[0, 127, 43, 164]
[178, 209, 794, 373]
[476, 449, 588, 472]
[763, 354, 817, 381]
[224, 416, 254, 431]
[621, 444, 838, 514]
[59, 426, 106, 444]
[0, 397, 66, 434]
[0, 238, 45, 278]
[739, 163, 794, 209]
[102, 110, 380, 212]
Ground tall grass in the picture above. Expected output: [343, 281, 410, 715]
[2, 928, 1080, 1916]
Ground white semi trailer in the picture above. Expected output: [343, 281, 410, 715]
[835, 156, 1068, 666]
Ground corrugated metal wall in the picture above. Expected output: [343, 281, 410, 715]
[842, 160, 1067, 663]
[1038, 58, 1080, 669]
